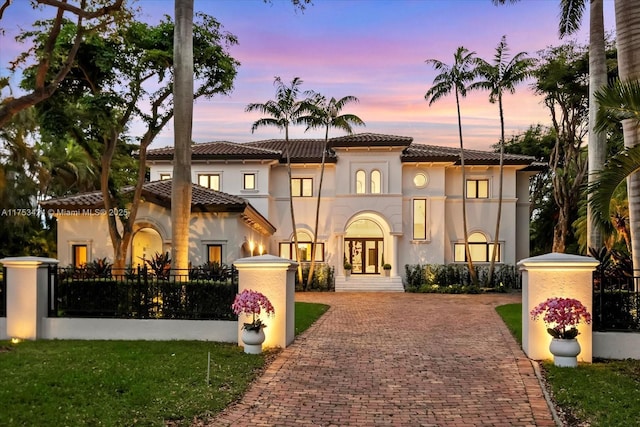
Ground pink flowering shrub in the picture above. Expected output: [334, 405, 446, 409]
[231, 289, 275, 331]
[530, 297, 592, 339]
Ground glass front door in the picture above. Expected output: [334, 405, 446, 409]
[345, 238, 382, 274]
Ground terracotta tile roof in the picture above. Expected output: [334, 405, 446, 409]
[245, 139, 336, 163]
[147, 141, 282, 161]
[329, 132, 413, 148]
[145, 133, 539, 167]
[402, 143, 537, 165]
[41, 179, 248, 212]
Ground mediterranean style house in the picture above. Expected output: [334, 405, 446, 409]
[42, 133, 541, 291]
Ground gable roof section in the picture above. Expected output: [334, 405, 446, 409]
[402, 143, 538, 166]
[329, 132, 413, 148]
[40, 180, 276, 235]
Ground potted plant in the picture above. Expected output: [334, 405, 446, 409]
[382, 263, 391, 277]
[231, 289, 275, 354]
[530, 297, 592, 367]
[344, 262, 352, 277]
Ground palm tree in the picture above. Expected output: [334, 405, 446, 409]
[298, 94, 365, 288]
[171, 0, 194, 276]
[591, 77, 640, 277]
[246, 76, 310, 282]
[493, 0, 607, 252]
[425, 46, 479, 286]
[471, 36, 533, 285]
[613, 0, 640, 276]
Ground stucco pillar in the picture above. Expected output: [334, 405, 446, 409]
[518, 253, 599, 363]
[233, 254, 297, 349]
[1, 257, 59, 340]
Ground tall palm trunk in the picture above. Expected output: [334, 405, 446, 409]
[587, 0, 607, 252]
[455, 89, 477, 286]
[306, 126, 329, 288]
[284, 126, 303, 283]
[171, 0, 194, 276]
[615, 0, 640, 278]
[488, 93, 505, 285]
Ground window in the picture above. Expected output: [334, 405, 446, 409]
[279, 231, 324, 262]
[467, 179, 489, 198]
[356, 170, 366, 194]
[159, 173, 171, 180]
[370, 170, 381, 194]
[413, 199, 427, 240]
[198, 174, 220, 191]
[243, 173, 256, 190]
[72, 244, 87, 268]
[292, 177, 313, 197]
[413, 173, 428, 188]
[454, 232, 500, 262]
[207, 244, 222, 264]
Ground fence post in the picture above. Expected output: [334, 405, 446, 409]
[233, 254, 297, 349]
[0, 256, 60, 340]
[518, 253, 599, 363]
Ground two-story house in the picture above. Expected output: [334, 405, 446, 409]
[42, 133, 541, 291]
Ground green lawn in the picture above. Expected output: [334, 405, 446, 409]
[0, 301, 329, 426]
[496, 303, 640, 427]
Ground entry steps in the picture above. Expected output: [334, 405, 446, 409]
[335, 274, 404, 292]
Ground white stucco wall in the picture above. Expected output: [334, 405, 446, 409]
[53, 202, 269, 267]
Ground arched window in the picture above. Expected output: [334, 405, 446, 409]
[454, 232, 500, 262]
[370, 170, 381, 194]
[356, 170, 366, 194]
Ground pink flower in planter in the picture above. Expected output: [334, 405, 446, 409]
[530, 297, 592, 339]
[231, 289, 275, 331]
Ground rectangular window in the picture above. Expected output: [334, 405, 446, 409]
[159, 173, 171, 180]
[72, 244, 87, 268]
[466, 179, 489, 198]
[278, 242, 324, 261]
[291, 178, 313, 197]
[207, 244, 222, 264]
[243, 173, 256, 190]
[198, 174, 220, 191]
[413, 199, 427, 240]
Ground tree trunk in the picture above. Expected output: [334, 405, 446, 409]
[455, 89, 477, 286]
[488, 94, 505, 286]
[171, 0, 194, 277]
[615, 0, 640, 278]
[306, 128, 329, 289]
[587, 0, 607, 252]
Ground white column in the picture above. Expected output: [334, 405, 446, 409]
[1, 257, 59, 340]
[518, 253, 598, 363]
[233, 254, 297, 349]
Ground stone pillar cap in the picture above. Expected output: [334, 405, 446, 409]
[0, 256, 60, 266]
[234, 254, 298, 267]
[517, 252, 599, 269]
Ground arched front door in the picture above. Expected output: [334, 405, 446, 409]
[344, 219, 384, 274]
[131, 227, 163, 268]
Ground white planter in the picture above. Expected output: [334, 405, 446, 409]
[549, 338, 581, 368]
[241, 328, 266, 354]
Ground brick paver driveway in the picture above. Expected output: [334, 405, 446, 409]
[208, 293, 557, 427]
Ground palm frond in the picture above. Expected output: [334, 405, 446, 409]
[595, 78, 640, 132]
[588, 145, 640, 233]
[559, 0, 586, 38]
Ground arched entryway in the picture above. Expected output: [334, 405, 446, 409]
[131, 227, 163, 268]
[344, 214, 390, 275]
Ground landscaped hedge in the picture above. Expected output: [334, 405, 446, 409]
[295, 264, 335, 292]
[404, 263, 519, 293]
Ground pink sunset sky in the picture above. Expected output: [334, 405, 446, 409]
[0, 0, 616, 151]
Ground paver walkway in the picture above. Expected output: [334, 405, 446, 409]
[207, 293, 557, 426]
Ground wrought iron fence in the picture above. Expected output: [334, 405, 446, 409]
[593, 271, 640, 331]
[0, 267, 6, 317]
[50, 265, 238, 320]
